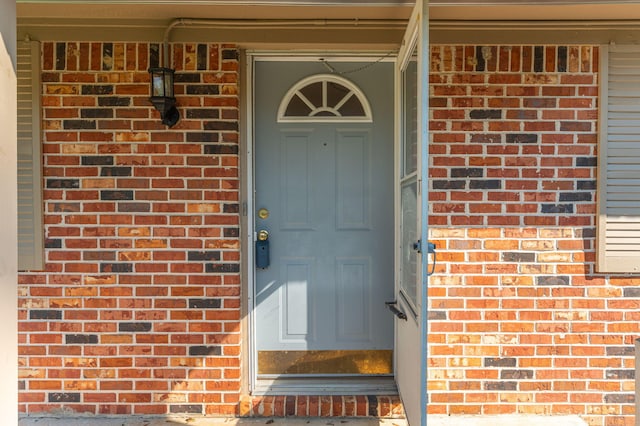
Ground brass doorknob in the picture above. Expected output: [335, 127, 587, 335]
[258, 230, 269, 241]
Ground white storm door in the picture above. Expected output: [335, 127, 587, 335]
[394, 1, 429, 426]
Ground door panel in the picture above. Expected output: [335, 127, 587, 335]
[254, 60, 394, 377]
[395, 0, 429, 425]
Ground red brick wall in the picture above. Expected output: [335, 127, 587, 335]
[428, 45, 635, 426]
[17, 42, 638, 426]
[19, 42, 243, 416]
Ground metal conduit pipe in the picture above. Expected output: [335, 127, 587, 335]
[161, 17, 406, 66]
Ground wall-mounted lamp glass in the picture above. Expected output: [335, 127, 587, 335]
[148, 67, 180, 127]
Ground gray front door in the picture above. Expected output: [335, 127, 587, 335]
[254, 59, 394, 378]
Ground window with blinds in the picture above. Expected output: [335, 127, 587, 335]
[17, 40, 44, 271]
[597, 45, 640, 273]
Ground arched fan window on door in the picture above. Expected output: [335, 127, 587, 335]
[277, 74, 373, 123]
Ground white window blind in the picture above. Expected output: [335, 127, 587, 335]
[17, 40, 44, 271]
[598, 45, 640, 273]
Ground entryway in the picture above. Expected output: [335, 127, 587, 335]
[251, 57, 395, 394]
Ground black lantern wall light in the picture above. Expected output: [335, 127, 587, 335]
[148, 66, 180, 127]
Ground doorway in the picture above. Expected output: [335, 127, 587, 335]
[250, 57, 395, 394]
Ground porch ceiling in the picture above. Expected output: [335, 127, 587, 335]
[16, 0, 640, 47]
[16, 0, 640, 21]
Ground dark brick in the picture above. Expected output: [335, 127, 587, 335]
[451, 168, 483, 178]
[65, 334, 98, 344]
[45, 239, 62, 249]
[82, 156, 114, 166]
[470, 110, 502, 120]
[197, 44, 208, 70]
[204, 144, 239, 155]
[428, 311, 446, 320]
[222, 49, 238, 61]
[118, 202, 151, 213]
[577, 180, 596, 190]
[606, 369, 635, 380]
[47, 179, 79, 189]
[187, 132, 219, 143]
[82, 85, 113, 95]
[119, 322, 152, 332]
[469, 180, 501, 190]
[189, 299, 221, 309]
[175, 73, 201, 83]
[502, 252, 535, 262]
[55, 42, 66, 70]
[541, 204, 573, 214]
[63, 120, 96, 130]
[81, 108, 113, 119]
[433, 180, 466, 190]
[188, 251, 221, 261]
[189, 345, 222, 356]
[534, 46, 544, 72]
[101, 167, 131, 177]
[536, 275, 570, 286]
[30, 310, 62, 320]
[506, 134, 538, 144]
[501, 370, 534, 380]
[558, 46, 568, 72]
[484, 381, 517, 391]
[604, 394, 634, 404]
[559, 192, 592, 202]
[606, 346, 635, 356]
[170, 405, 203, 414]
[49, 393, 80, 403]
[475, 46, 485, 72]
[101, 190, 133, 200]
[576, 157, 597, 167]
[149, 44, 160, 68]
[624, 288, 640, 298]
[224, 228, 239, 238]
[187, 85, 220, 95]
[186, 109, 220, 119]
[580, 227, 596, 238]
[471, 134, 502, 143]
[206, 263, 240, 273]
[367, 395, 378, 416]
[98, 97, 131, 107]
[484, 357, 516, 367]
[203, 121, 239, 131]
[100, 263, 133, 273]
[223, 204, 239, 213]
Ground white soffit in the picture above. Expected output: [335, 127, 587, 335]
[15, 0, 640, 21]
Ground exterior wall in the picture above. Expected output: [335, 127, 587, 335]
[17, 41, 637, 426]
[428, 45, 634, 426]
[19, 42, 244, 416]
